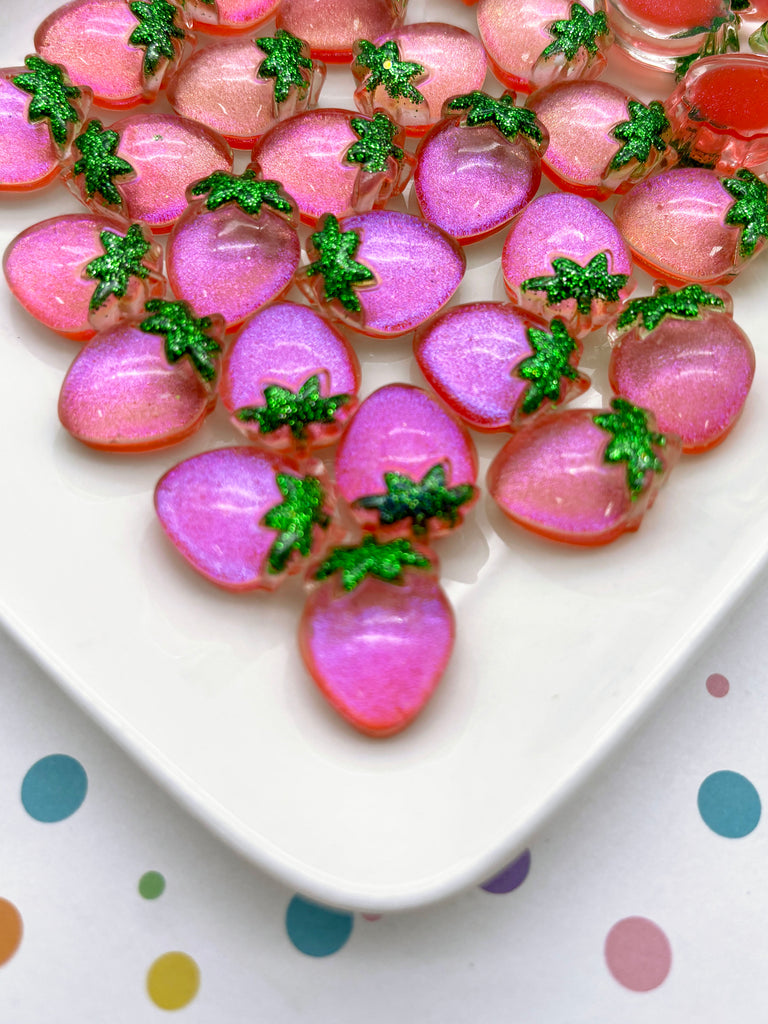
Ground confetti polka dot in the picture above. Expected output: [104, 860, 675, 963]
[285, 896, 353, 957]
[139, 872, 166, 900]
[604, 917, 672, 992]
[706, 673, 730, 697]
[0, 899, 23, 967]
[21, 754, 87, 822]
[146, 952, 200, 1010]
[480, 849, 531, 894]
[698, 770, 761, 838]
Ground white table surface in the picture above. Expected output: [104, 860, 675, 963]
[1, 564, 766, 1020]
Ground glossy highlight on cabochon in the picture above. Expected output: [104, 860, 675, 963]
[221, 301, 360, 451]
[334, 383, 479, 539]
[4, 214, 164, 340]
[297, 210, 465, 336]
[155, 448, 341, 590]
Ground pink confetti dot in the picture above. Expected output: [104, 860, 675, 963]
[706, 673, 730, 697]
[604, 917, 672, 992]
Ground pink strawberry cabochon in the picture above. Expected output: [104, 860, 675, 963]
[277, 0, 406, 63]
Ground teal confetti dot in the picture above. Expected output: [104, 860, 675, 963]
[21, 754, 87, 822]
[698, 770, 761, 838]
[285, 896, 353, 957]
[139, 871, 166, 899]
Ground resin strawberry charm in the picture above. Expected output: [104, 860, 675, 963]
[527, 81, 672, 198]
[296, 210, 465, 337]
[4, 215, 164, 340]
[477, 0, 613, 93]
[300, 537, 454, 736]
[166, 169, 300, 329]
[35, 0, 192, 109]
[413, 91, 547, 244]
[63, 115, 233, 232]
[351, 24, 487, 135]
[608, 284, 755, 452]
[605, 0, 738, 72]
[665, 54, 768, 174]
[59, 300, 224, 450]
[614, 166, 768, 283]
[334, 384, 479, 539]
[488, 398, 681, 545]
[184, 0, 280, 34]
[252, 109, 413, 223]
[1, 56, 90, 192]
[414, 304, 589, 432]
[221, 301, 361, 452]
[276, 0, 406, 63]
[155, 448, 341, 591]
[502, 192, 634, 337]
[168, 29, 325, 148]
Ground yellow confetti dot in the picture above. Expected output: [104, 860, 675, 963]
[383, 59, 392, 69]
[146, 951, 200, 1010]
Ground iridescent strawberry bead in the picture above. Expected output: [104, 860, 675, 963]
[413, 91, 547, 244]
[296, 210, 465, 338]
[4, 215, 164, 340]
[334, 383, 479, 540]
[527, 80, 673, 199]
[220, 301, 361, 452]
[489, 399, 681, 545]
[300, 538, 454, 736]
[166, 170, 301, 330]
[252, 109, 413, 224]
[167, 30, 325, 149]
[1, 57, 90, 192]
[502, 191, 635, 337]
[477, 0, 613, 93]
[351, 24, 487, 135]
[414, 304, 589, 431]
[607, 284, 755, 453]
[276, 0, 406, 63]
[35, 0, 192, 109]
[614, 166, 768, 284]
[63, 114, 233, 233]
[155, 448, 342, 591]
[59, 300, 224, 451]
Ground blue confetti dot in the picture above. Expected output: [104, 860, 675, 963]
[285, 896, 353, 957]
[698, 770, 761, 838]
[21, 754, 88, 822]
[480, 849, 531, 894]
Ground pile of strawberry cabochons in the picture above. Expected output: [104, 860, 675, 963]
[2, 0, 767, 735]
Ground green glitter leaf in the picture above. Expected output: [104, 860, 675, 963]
[354, 39, 425, 105]
[72, 120, 134, 206]
[83, 224, 151, 311]
[345, 114, 404, 174]
[540, 2, 609, 62]
[315, 535, 431, 591]
[521, 252, 627, 315]
[305, 214, 374, 313]
[616, 284, 725, 333]
[235, 375, 350, 439]
[140, 299, 221, 382]
[446, 91, 544, 144]
[355, 463, 476, 534]
[256, 29, 313, 104]
[593, 398, 666, 499]
[516, 319, 580, 415]
[722, 168, 768, 258]
[190, 169, 293, 217]
[12, 55, 81, 148]
[609, 100, 670, 171]
[263, 474, 330, 573]
[128, 0, 185, 78]
[731, 0, 750, 9]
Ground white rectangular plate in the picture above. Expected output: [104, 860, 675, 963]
[3, 0, 768, 911]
